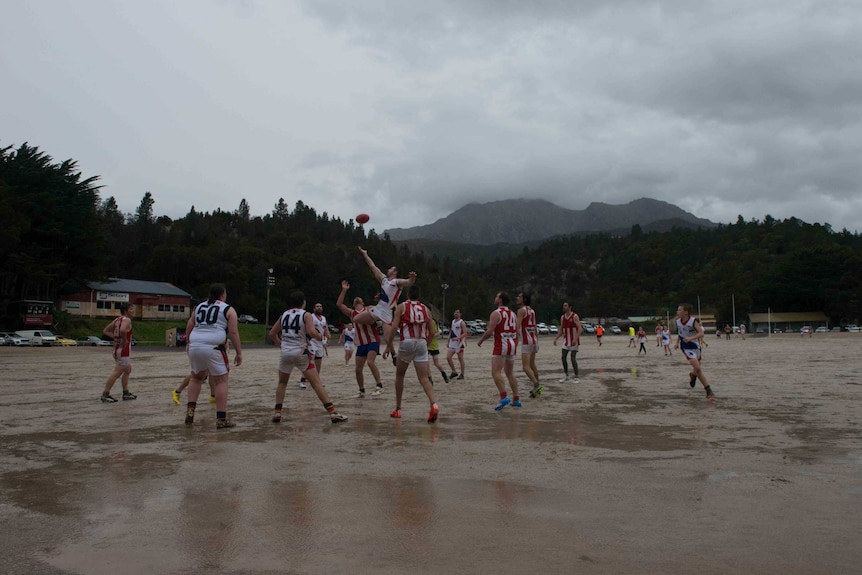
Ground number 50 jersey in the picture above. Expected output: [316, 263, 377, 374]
[189, 300, 231, 349]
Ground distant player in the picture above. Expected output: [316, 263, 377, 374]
[516, 292, 542, 398]
[552, 302, 581, 383]
[446, 309, 469, 379]
[338, 322, 355, 364]
[674, 303, 715, 399]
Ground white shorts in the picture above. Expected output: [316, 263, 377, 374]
[521, 342, 539, 355]
[344, 342, 355, 351]
[563, 345, 579, 352]
[397, 339, 429, 363]
[113, 356, 131, 368]
[682, 347, 702, 360]
[370, 304, 393, 325]
[447, 339, 465, 353]
[279, 351, 312, 374]
[189, 346, 229, 377]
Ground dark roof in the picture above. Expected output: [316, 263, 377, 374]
[87, 278, 191, 297]
[749, 312, 828, 323]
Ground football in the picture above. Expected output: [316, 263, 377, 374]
[355, 213, 370, 224]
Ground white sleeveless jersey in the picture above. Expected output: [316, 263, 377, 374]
[450, 318, 465, 341]
[676, 315, 701, 351]
[278, 308, 311, 355]
[309, 313, 327, 353]
[189, 300, 231, 349]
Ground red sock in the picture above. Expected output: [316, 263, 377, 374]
[500, 391, 508, 400]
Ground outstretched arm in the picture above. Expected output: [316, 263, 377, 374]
[358, 247, 384, 282]
[336, 280, 354, 317]
[396, 271, 417, 288]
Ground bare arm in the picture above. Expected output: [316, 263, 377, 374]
[336, 280, 353, 318]
[476, 310, 501, 347]
[305, 312, 323, 342]
[185, 314, 196, 347]
[358, 247, 384, 282]
[425, 313, 434, 345]
[396, 271, 417, 288]
[516, 307, 526, 334]
[383, 303, 404, 358]
[225, 308, 243, 366]
[269, 317, 282, 347]
[687, 320, 705, 343]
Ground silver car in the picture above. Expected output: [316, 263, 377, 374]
[2, 332, 32, 346]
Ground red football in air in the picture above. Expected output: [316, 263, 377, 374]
[355, 213, 370, 224]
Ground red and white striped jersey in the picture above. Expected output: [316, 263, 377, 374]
[561, 312, 580, 347]
[399, 300, 430, 340]
[519, 305, 538, 346]
[352, 309, 380, 346]
[493, 306, 518, 356]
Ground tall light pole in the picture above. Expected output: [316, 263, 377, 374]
[265, 268, 275, 328]
[441, 283, 449, 326]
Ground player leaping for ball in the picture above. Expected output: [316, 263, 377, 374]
[351, 247, 416, 362]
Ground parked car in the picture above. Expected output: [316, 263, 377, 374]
[0, 332, 29, 346]
[536, 323, 550, 335]
[800, 326, 812, 334]
[327, 324, 340, 334]
[16, 329, 57, 346]
[847, 325, 861, 333]
[814, 326, 828, 333]
[238, 314, 259, 324]
[581, 323, 596, 334]
[76, 336, 113, 347]
[548, 325, 559, 334]
[610, 325, 622, 335]
[54, 335, 78, 346]
[831, 326, 842, 332]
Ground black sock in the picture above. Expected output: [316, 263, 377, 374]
[217, 411, 226, 419]
[275, 403, 283, 410]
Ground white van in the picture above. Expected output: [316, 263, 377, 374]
[16, 329, 58, 346]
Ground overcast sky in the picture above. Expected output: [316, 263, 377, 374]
[3, 0, 861, 234]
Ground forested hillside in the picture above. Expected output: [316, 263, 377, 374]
[2, 142, 860, 328]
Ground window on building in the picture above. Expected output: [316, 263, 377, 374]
[173, 305, 184, 312]
[96, 301, 111, 309]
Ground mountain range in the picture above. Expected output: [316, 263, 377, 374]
[384, 197, 716, 246]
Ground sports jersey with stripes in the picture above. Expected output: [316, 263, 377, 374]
[189, 300, 231, 349]
[560, 312, 580, 348]
[109, 316, 132, 359]
[493, 306, 518, 356]
[352, 309, 380, 346]
[519, 306, 538, 347]
[399, 300, 430, 340]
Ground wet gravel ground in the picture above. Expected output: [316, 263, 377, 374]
[1, 333, 860, 574]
